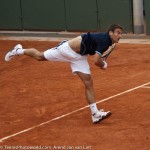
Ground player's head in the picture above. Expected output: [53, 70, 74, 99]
[107, 24, 123, 43]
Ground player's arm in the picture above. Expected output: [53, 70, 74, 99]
[94, 43, 116, 69]
[94, 53, 107, 69]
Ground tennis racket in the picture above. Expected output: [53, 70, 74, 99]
[101, 43, 116, 60]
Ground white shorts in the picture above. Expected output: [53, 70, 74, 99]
[44, 41, 91, 74]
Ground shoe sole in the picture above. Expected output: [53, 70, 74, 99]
[5, 52, 12, 61]
[93, 111, 112, 124]
[5, 44, 22, 62]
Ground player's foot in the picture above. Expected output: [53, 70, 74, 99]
[92, 109, 111, 124]
[5, 44, 22, 61]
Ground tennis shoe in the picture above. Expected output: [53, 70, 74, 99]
[5, 44, 22, 61]
[92, 109, 111, 123]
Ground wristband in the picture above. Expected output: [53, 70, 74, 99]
[101, 60, 107, 69]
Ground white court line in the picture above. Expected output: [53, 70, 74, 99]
[142, 86, 150, 88]
[0, 81, 150, 143]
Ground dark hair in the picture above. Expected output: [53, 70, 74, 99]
[107, 24, 123, 33]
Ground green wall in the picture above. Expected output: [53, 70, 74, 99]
[21, 0, 66, 30]
[0, 0, 22, 29]
[145, 0, 150, 34]
[65, 0, 98, 31]
[97, 0, 133, 32]
[0, 0, 133, 32]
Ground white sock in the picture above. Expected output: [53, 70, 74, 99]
[90, 103, 98, 115]
[12, 48, 24, 55]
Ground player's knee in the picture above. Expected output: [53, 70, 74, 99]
[36, 52, 45, 61]
[84, 77, 93, 89]
[77, 72, 93, 89]
[85, 81, 93, 89]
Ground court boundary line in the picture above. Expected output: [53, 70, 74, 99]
[0, 81, 150, 143]
[142, 86, 150, 88]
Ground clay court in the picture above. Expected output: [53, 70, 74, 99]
[0, 37, 150, 150]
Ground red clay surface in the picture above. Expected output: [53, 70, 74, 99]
[0, 40, 150, 150]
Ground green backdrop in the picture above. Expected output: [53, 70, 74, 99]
[144, 0, 150, 34]
[21, 0, 66, 30]
[0, 0, 134, 32]
[97, 0, 133, 32]
[0, 0, 22, 29]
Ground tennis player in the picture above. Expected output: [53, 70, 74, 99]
[5, 24, 123, 124]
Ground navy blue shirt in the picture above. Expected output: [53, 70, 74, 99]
[80, 32, 112, 55]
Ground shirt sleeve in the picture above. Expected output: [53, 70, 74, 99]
[95, 51, 102, 55]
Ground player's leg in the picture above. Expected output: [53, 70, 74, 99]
[76, 72, 95, 104]
[76, 72, 111, 123]
[24, 48, 46, 61]
[5, 44, 46, 61]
